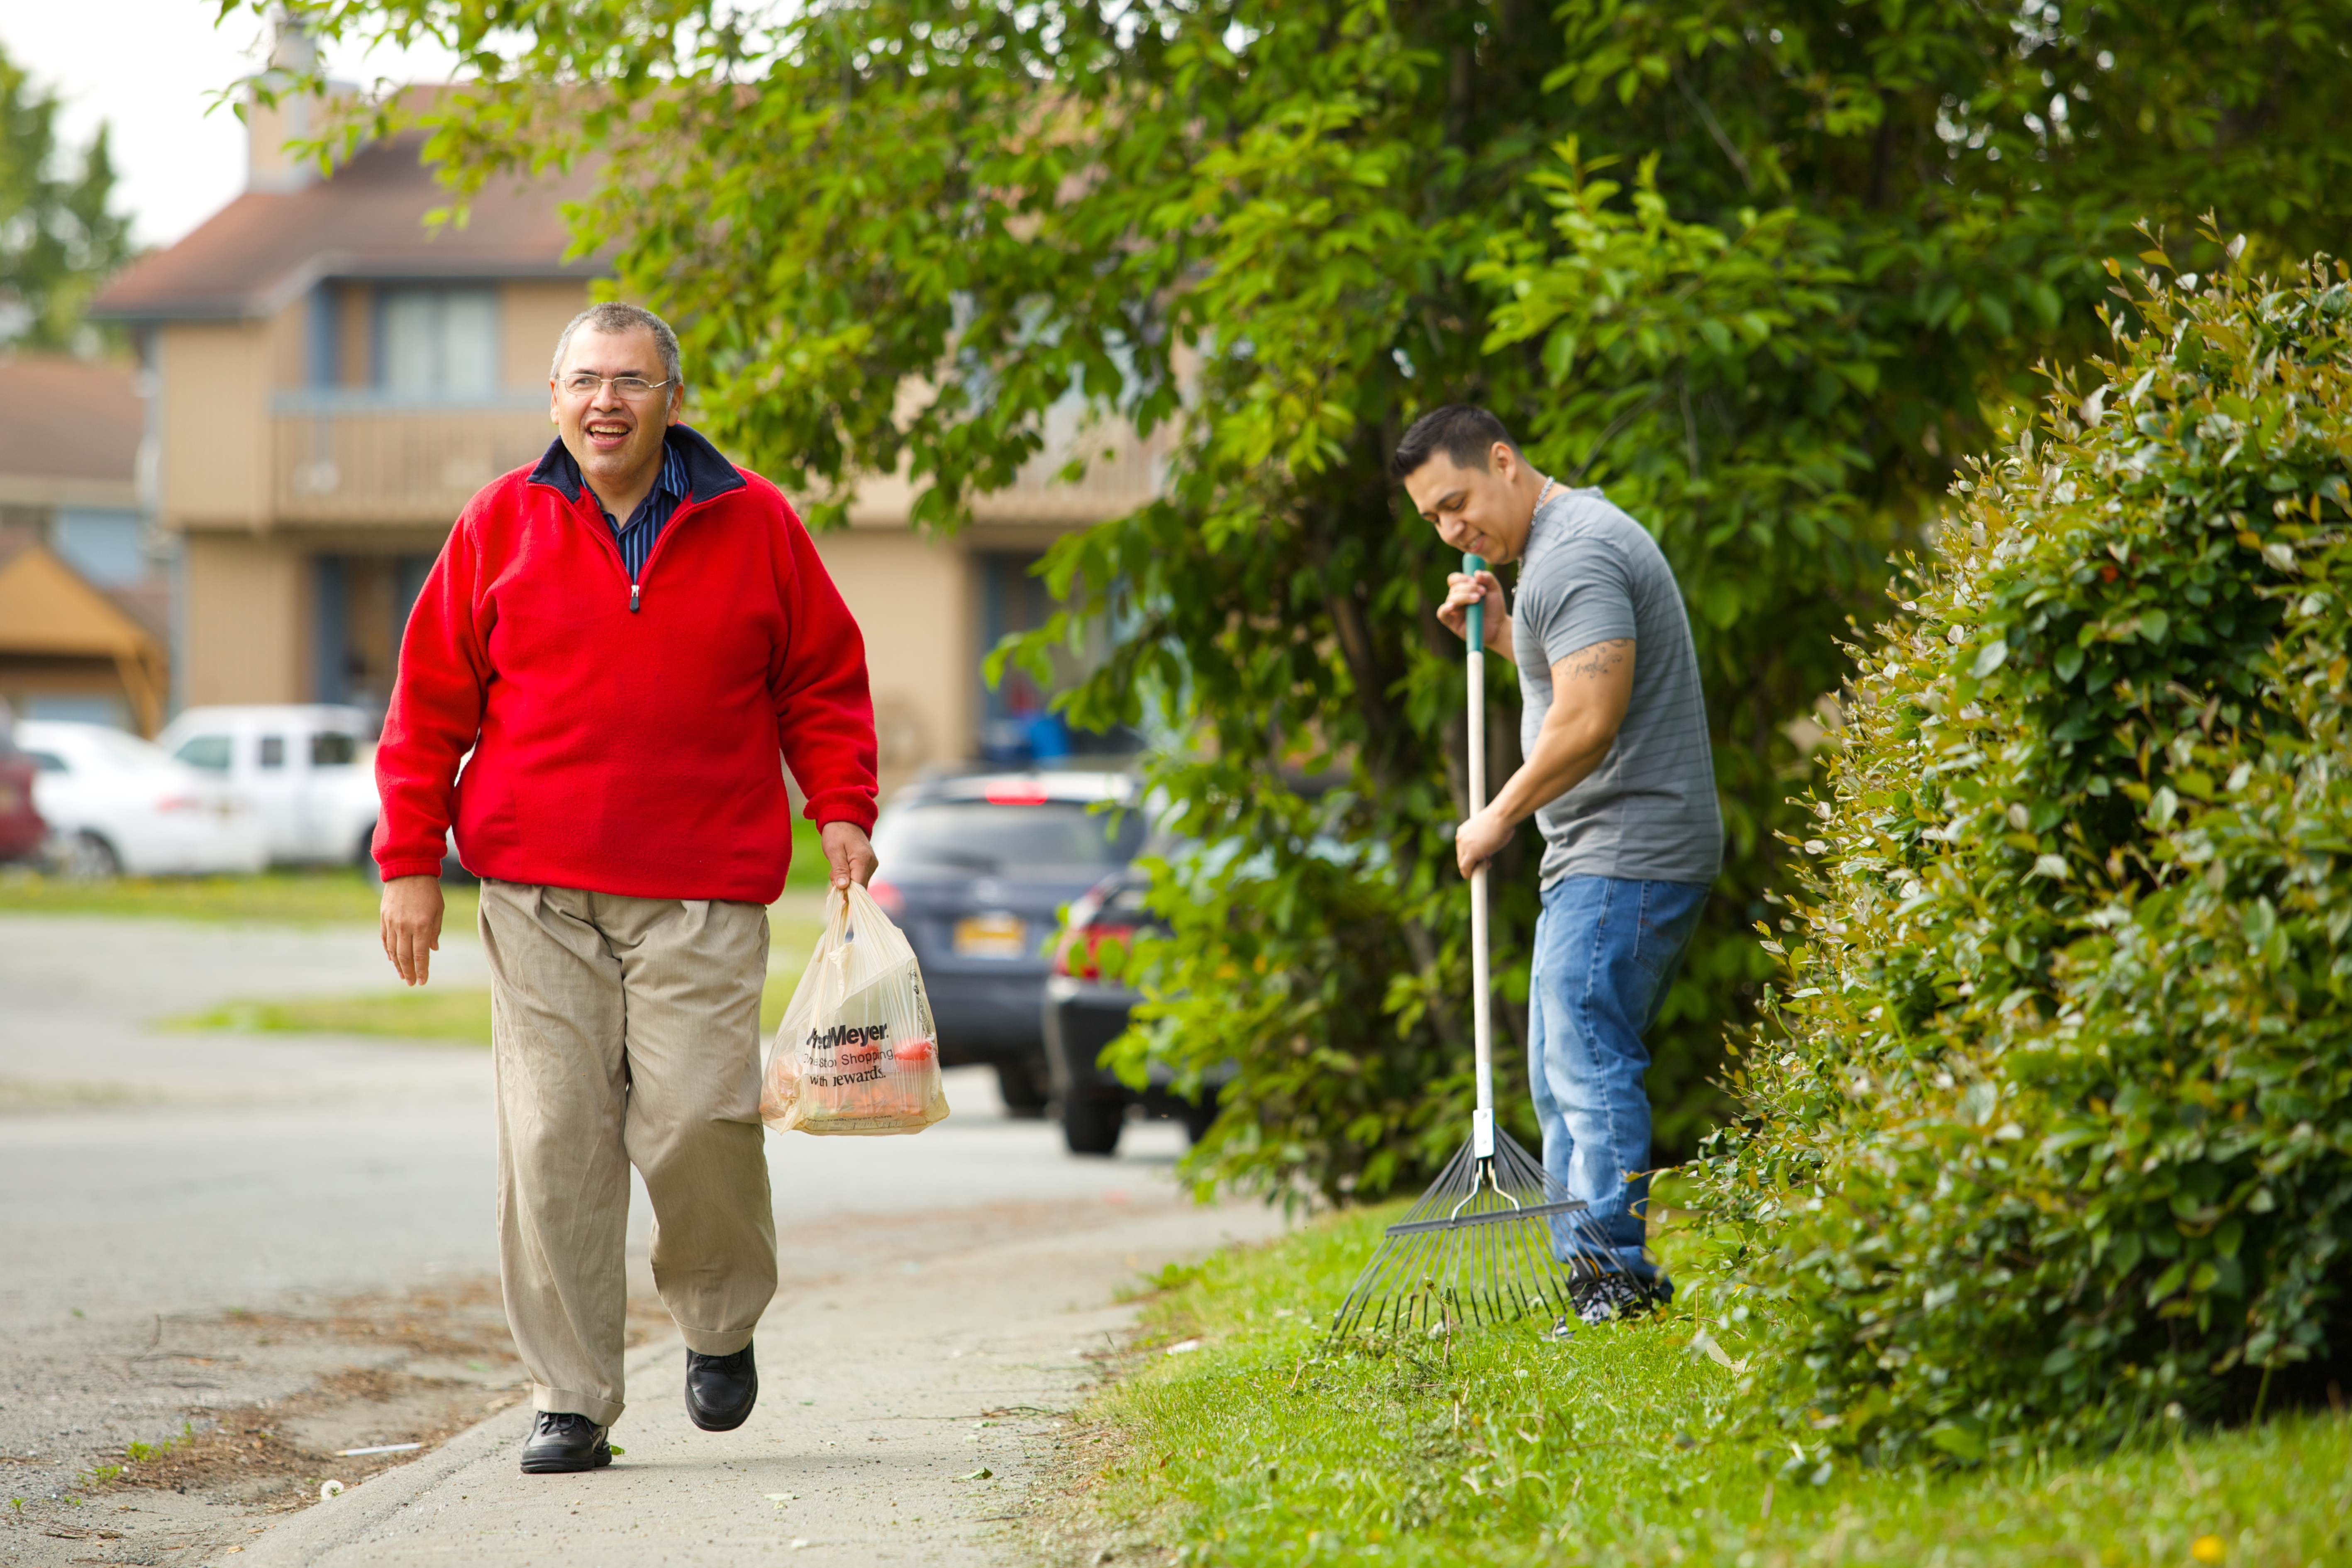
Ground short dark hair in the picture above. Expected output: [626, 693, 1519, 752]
[1391, 405, 1519, 481]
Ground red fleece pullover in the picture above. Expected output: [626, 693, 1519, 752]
[372, 429, 878, 902]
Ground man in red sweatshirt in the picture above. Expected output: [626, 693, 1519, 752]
[373, 302, 879, 1475]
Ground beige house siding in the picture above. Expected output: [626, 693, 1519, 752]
[335, 283, 374, 387]
[183, 532, 306, 706]
[269, 300, 309, 389]
[808, 529, 978, 801]
[502, 282, 592, 390]
[159, 322, 276, 527]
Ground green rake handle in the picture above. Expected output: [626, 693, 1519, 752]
[1464, 551, 1495, 1160]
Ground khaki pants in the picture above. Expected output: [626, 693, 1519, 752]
[479, 880, 777, 1427]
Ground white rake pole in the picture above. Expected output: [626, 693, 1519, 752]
[1325, 549, 1605, 1345]
[1464, 551, 1494, 1164]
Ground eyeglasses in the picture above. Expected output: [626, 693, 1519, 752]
[561, 373, 676, 400]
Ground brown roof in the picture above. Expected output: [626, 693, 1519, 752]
[0, 355, 142, 494]
[91, 129, 605, 323]
[0, 527, 172, 735]
[107, 580, 173, 645]
[0, 529, 163, 656]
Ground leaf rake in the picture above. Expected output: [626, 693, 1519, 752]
[1329, 549, 1622, 1345]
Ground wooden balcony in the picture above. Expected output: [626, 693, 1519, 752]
[268, 391, 1166, 530]
[271, 394, 553, 527]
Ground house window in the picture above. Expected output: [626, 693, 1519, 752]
[974, 551, 1136, 765]
[378, 287, 499, 398]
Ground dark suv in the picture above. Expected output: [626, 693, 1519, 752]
[866, 771, 1144, 1116]
[1042, 863, 1223, 1155]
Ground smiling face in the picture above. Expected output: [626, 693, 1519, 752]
[1400, 440, 1543, 565]
[549, 324, 684, 502]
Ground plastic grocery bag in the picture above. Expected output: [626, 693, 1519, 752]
[761, 883, 950, 1136]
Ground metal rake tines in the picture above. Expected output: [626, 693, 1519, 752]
[1327, 1129, 1618, 1344]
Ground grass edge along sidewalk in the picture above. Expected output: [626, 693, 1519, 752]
[1071, 1204, 2352, 1566]
[0, 819, 837, 925]
[0, 866, 476, 927]
[171, 958, 820, 1046]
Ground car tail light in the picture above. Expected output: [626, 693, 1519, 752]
[1052, 922, 1139, 980]
[868, 877, 906, 917]
[982, 780, 1051, 806]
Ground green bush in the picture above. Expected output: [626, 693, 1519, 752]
[1696, 243, 2352, 1458]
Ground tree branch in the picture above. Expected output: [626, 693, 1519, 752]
[1672, 66, 1755, 194]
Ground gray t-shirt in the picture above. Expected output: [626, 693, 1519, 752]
[1511, 487, 1721, 889]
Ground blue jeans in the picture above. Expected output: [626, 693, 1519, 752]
[1526, 875, 1708, 1285]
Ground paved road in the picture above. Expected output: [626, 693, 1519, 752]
[0, 910, 1281, 1564]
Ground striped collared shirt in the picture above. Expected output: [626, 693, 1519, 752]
[603, 439, 692, 582]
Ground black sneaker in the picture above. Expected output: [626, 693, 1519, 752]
[1570, 1272, 1669, 1326]
[519, 1410, 611, 1474]
[686, 1341, 758, 1432]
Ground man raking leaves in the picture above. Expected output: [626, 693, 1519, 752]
[1397, 406, 1721, 1324]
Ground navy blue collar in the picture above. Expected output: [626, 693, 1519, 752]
[529, 424, 749, 509]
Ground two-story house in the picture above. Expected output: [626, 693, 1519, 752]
[90, 84, 1158, 796]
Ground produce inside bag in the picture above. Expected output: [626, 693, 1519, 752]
[761, 883, 949, 1136]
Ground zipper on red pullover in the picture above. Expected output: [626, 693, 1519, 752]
[628, 499, 701, 611]
[570, 488, 706, 614]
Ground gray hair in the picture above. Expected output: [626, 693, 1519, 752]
[550, 302, 683, 388]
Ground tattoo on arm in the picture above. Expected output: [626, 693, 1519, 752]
[1566, 639, 1634, 679]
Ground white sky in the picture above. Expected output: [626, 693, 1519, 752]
[0, 0, 465, 250]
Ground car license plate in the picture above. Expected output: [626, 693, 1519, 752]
[954, 912, 1028, 959]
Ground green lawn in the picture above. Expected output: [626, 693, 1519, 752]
[170, 914, 826, 1044]
[172, 988, 498, 1044]
[1086, 1206, 2351, 1566]
[0, 865, 469, 927]
[0, 819, 834, 926]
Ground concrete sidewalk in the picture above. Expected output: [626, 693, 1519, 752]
[238, 1195, 1281, 1566]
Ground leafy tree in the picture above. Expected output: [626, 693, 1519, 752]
[249, 0, 2352, 1202]
[1695, 245, 2352, 1456]
[0, 45, 134, 352]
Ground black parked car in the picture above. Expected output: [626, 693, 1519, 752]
[866, 771, 1145, 1116]
[1042, 864, 1223, 1156]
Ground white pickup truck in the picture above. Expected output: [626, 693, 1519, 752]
[155, 705, 382, 869]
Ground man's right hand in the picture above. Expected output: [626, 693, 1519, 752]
[381, 875, 446, 986]
[1437, 569, 1512, 659]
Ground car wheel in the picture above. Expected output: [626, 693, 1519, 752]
[994, 1058, 1052, 1120]
[59, 831, 121, 880]
[357, 827, 382, 888]
[1061, 1094, 1124, 1156]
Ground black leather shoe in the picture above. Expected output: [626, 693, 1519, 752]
[686, 1341, 757, 1432]
[519, 1410, 611, 1474]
